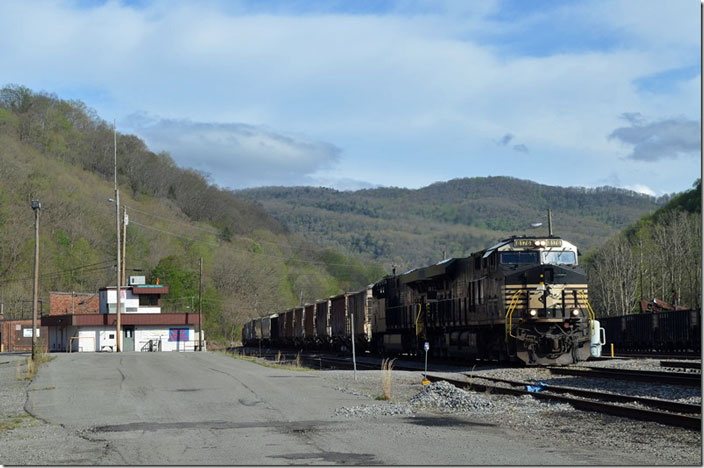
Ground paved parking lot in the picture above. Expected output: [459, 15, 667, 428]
[0, 352, 687, 465]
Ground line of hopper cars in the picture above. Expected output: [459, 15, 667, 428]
[598, 308, 701, 355]
[244, 235, 606, 366]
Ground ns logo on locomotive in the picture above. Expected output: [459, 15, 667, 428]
[243, 235, 606, 366]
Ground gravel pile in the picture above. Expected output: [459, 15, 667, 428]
[409, 381, 494, 413]
[334, 402, 414, 418]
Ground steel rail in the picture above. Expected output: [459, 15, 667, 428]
[548, 367, 701, 387]
[426, 374, 701, 431]
[660, 361, 701, 371]
[608, 353, 701, 360]
[463, 373, 700, 414]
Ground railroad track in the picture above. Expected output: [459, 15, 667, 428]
[426, 373, 701, 430]
[462, 373, 701, 415]
[606, 353, 701, 360]
[548, 366, 701, 387]
[233, 348, 701, 429]
[660, 361, 701, 371]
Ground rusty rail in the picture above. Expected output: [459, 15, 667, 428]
[426, 373, 701, 431]
[548, 367, 701, 387]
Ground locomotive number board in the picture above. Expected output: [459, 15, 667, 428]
[514, 239, 563, 247]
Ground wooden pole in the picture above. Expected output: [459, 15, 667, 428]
[31, 202, 40, 361]
[198, 257, 203, 351]
[115, 123, 121, 352]
[122, 207, 127, 287]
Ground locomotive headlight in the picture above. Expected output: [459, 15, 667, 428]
[571, 309, 580, 317]
[529, 309, 538, 317]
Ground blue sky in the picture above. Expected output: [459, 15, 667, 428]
[0, 0, 700, 195]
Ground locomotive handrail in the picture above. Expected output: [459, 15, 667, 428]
[504, 289, 523, 341]
[577, 289, 596, 333]
[414, 303, 424, 337]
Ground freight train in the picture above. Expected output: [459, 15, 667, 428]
[243, 235, 602, 365]
[598, 309, 701, 356]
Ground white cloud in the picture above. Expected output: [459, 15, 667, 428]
[0, 0, 698, 193]
[122, 113, 341, 188]
[624, 184, 656, 197]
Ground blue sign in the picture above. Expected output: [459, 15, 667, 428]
[169, 328, 189, 342]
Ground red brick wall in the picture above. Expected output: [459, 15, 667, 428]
[49, 293, 99, 316]
[0, 320, 48, 352]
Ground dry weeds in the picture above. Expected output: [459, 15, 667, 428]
[380, 358, 396, 400]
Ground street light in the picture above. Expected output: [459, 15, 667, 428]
[529, 209, 553, 237]
[31, 200, 41, 361]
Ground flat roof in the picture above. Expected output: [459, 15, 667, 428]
[41, 313, 198, 327]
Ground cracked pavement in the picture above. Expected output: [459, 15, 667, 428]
[0, 352, 667, 465]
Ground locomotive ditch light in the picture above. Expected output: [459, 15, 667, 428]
[529, 309, 538, 317]
[571, 309, 580, 317]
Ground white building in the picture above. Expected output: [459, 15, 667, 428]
[43, 278, 205, 352]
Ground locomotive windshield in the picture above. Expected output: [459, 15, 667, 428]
[500, 250, 576, 265]
[542, 250, 576, 265]
[500, 251, 539, 264]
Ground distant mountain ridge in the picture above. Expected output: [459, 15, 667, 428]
[240, 176, 664, 270]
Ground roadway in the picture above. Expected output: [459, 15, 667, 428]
[2, 352, 658, 465]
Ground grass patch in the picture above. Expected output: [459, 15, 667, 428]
[15, 350, 55, 381]
[220, 351, 313, 372]
[0, 414, 35, 432]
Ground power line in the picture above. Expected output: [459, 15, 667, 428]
[0, 260, 115, 285]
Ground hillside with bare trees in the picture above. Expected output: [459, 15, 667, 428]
[586, 180, 701, 316]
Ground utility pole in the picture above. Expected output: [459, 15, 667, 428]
[639, 238, 644, 302]
[114, 123, 121, 352]
[350, 311, 357, 380]
[31, 200, 41, 361]
[122, 206, 128, 287]
[198, 257, 203, 351]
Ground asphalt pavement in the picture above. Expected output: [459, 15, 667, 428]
[1, 352, 653, 465]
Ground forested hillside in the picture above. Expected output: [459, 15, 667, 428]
[586, 180, 701, 316]
[241, 178, 664, 270]
[0, 84, 384, 343]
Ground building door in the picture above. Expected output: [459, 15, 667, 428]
[124, 326, 135, 352]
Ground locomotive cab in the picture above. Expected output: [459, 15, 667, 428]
[494, 236, 592, 365]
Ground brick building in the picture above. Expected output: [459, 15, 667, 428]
[49, 292, 99, 316]
[0, 315, 48, 353]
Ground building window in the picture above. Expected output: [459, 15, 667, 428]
[139, 295, 159, 306]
